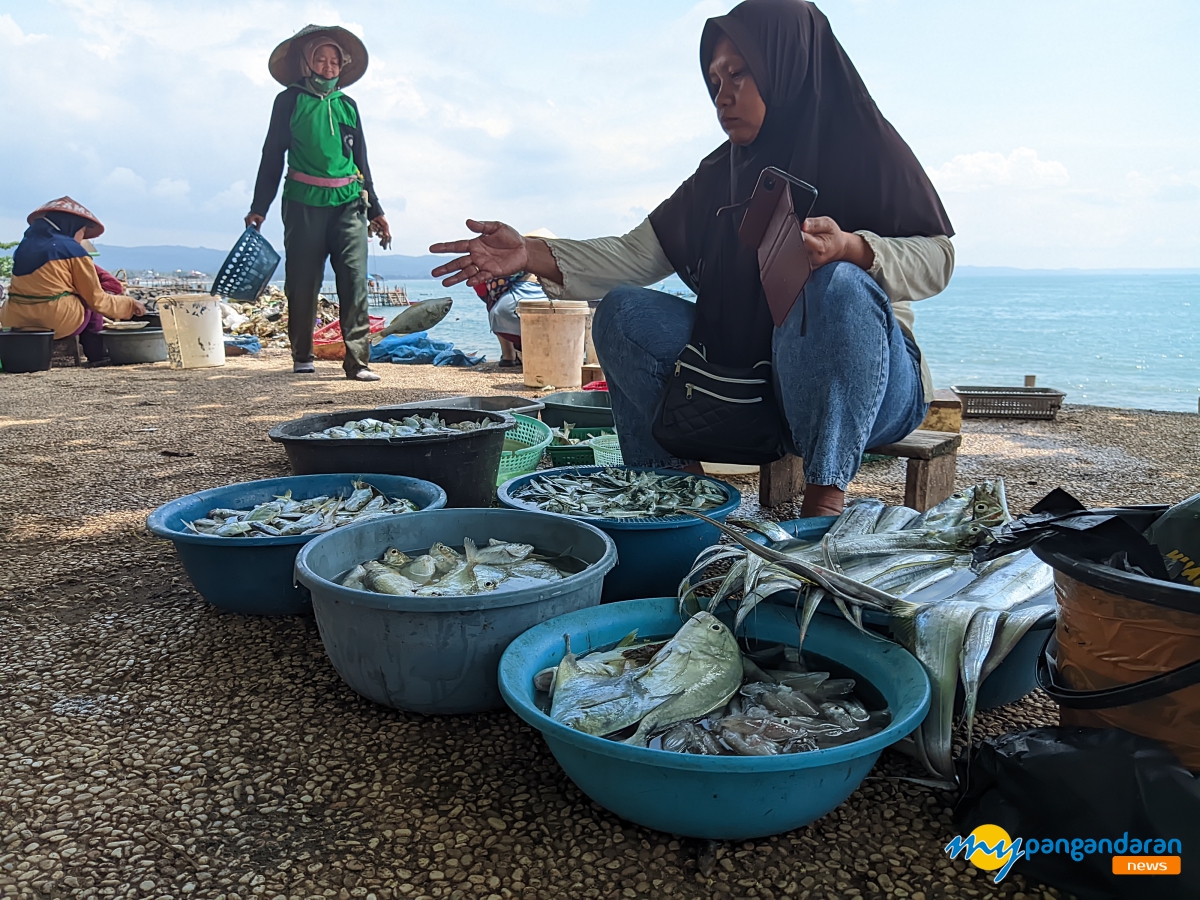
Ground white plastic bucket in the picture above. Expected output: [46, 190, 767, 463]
[517, 299, 588, 389]
[159, 294, 226, 369]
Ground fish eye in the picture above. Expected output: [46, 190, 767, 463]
[710, 624, 721, 631]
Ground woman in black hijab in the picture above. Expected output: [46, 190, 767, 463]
[431, 0, 955, 516]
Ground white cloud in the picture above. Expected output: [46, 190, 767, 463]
[0, 13, 45, 45]
[152, 178, 191, 200]
[928, 148, 1070, 193]
[100, 167, 147, 193]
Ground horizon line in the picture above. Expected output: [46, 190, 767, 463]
[86, 243, 1200, 275]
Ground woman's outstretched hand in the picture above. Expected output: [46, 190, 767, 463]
[802, 216, 875, 271]
[430, 219, 528, 287]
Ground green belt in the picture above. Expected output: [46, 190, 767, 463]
[7, 291, 76, 304]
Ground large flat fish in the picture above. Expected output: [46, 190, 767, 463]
[370, 296, 454, 344]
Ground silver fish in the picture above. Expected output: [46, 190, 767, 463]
[873, 505, 921, 532]
[362, 560, 417, 595]
[341, 564, 368, 590]
[401, 554, 438, 585]
[370, 296, 454, 344]
[464, 537, 534, 567]
[622, 613, 743, 746]
[827, 499, 887, 538]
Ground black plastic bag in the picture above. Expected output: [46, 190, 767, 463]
[955, 727, 1200, 900]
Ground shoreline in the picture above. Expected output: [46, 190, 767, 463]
[1, 351, 1196, 900]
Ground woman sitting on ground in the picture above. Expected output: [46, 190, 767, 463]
[1, 197, 144, 364]
[432, 0, 953, 516]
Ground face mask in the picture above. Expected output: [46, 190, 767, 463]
[309, 73, 339, 94]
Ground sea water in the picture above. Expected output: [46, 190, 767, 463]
[361, 273, 1198, 413]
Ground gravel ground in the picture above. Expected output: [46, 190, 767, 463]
[2, 351, 1197, 900]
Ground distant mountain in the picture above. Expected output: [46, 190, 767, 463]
[955, 265, 1200, 277]
[91, 244, 447, 280]
[88, 246, 1200, 281]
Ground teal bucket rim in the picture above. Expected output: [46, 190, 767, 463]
[498, 597, 931, 774]
[146, 473, 447, 548]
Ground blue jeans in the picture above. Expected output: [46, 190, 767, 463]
[591, 262, 928, 489]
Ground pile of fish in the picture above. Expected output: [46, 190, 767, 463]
[550, 424, 587, 446]
[510, 468, 728, 519]
[680, 480, 1056, 785]
[535, 612, 889, 755]
[303, 413, 492, 440]
[342, 538, 572, 596]
[186, 481, 417, 537]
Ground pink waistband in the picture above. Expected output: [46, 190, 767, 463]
[287, 168, 359, 189]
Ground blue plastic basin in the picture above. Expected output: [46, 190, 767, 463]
[743, 517, 1055, 711]
[295, 508, 617, 714]
[499, 597, 930, 840]
[498, 466, 741, 602]
[146, 473, 447, 616]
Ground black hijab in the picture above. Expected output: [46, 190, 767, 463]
[41, 211, 93, 241]
[648, 0, 953, 366]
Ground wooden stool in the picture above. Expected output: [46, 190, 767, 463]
[51, 334, 82, 367]
[758, 429, 963, 512]
[918, 389, 963, 434]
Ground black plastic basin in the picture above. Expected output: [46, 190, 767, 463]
[268, 407, 515, 508]
[0, 330, 54, 373]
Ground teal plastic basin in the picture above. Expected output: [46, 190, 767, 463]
[498, 466, 741, 602]
[498, 597, 930, 840]
[147, 473, 446, 616]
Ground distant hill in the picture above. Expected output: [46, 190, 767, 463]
[955, 265, 1200, 277]
[88, 246, 1200, 280]
[91, 244, 446, 280]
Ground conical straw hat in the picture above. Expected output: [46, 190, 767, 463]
[268, 24, 368, 89]
[27, 196, 104, 239]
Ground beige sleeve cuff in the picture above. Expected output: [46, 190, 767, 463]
[855, 232, 955, 303]
[540, 218, 676, 302]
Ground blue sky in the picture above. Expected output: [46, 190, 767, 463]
[2, 0, 1198, 267]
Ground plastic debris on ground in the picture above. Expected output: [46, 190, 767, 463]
[223, 335, 262, 356]
[370, 332, 485, 367]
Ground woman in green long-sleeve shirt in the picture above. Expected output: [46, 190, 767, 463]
[247, 25, 390, 381]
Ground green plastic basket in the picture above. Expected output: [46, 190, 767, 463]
[589, 433, 624, 467]
[496, 415, 553, 486]
[545, 427, 614, 467]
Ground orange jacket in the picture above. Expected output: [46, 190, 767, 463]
[2, 256, 137, 338]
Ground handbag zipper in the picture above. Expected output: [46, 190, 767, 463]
[685, 383, 763, 404]
[674, 360, 767, 384]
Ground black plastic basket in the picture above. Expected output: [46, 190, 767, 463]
[210, 227, 281, 301]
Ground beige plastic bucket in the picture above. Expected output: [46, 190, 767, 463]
[583, 306, 599, 366]
[518, 299, 588, 389]
[159, 294, 226, 369]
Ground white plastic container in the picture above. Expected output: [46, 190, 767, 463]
[159, 294, 226, 369]
[517, 299, 588, 389]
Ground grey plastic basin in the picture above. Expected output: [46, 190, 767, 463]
[294, 508, 617, 715]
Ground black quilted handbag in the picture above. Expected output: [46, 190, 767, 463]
[651, 342, 788, 465]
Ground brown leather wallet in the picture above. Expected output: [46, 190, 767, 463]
[738, 167, 818, 328]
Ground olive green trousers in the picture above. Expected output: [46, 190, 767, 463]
[282, 197, 371, 374]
